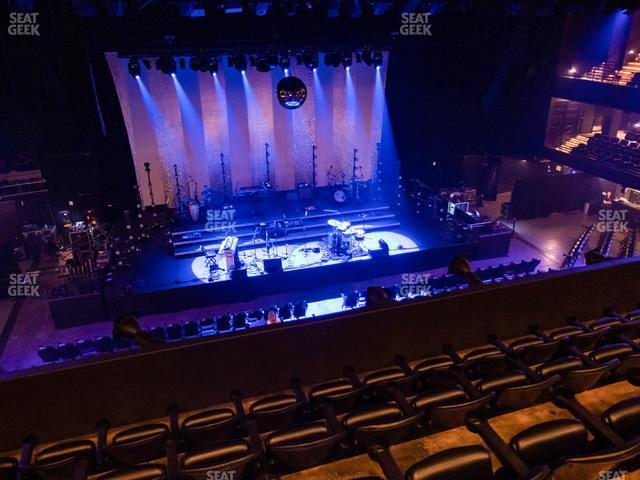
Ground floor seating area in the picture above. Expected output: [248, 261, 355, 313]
[571, 132, 640, 177]
[561, 225, 593, 268]
[6, 303, 640, 479]
[35, 259, 542, 367]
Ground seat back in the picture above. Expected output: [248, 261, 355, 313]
[0, 457, 16, 480]
[179, 440, 257, 480]
[353, 413, 424, 449]
[104, 424, 168, 466]
[27, 440, 95, 480]
[96, 465, 166, 480]
[519, 341, 560, 365]
[249, 394, 304, 432]
[549, 441, 640, 480]
[430, 394, 494, 430]
[405, 445, 493, 480]
[559, 360, 619, 393]
[268, 422, 344, 471]
[181, 408, 237, 448]
[495, 376, 560, 411]
[602, 395, 640, 441]
[510, 419, 589, 468]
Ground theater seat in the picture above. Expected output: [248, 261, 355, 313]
[181, 407, 237, 448]
[509, 419, 589, 468]
[548, 440, 640, 480]
[405, 445, 492, 480]
[21, 439, 96, 480]
[96, 465, 166, 480]
[481, 375, 560, 411]
[537, 357, 618, 393]
[267, 421, 344, 470]
[430, 394, 494, 429]
[0, 457, 17, 480]
[602, 395, 640, 441]
[177, 439, 257, 480]
[411, 386, 467, 411]
[412, 356, 454, 374]
[249, 393, 304, 432]
[308, 378, 363, 414]
[363, 367, 420, 396]
[343, 404, 423, 448]
[102, 423, 169, 466]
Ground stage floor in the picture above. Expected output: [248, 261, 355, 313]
[132, 217, 457, 294]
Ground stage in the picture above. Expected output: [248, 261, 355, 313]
[49, 199, 512, 328]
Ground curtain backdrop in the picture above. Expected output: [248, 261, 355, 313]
[106, 52, 388, 208]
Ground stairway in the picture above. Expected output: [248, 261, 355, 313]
[557, 133, 589, 154]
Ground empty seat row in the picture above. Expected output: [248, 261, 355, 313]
[15, 304, 640, 479]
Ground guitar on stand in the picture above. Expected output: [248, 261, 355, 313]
[187, 177, 200, 222]
[173, 164, 189, 222]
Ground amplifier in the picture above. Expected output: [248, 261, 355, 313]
[231, 268, 248, 281]
[263, 257, 283, 273]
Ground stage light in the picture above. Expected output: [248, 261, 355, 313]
[629, 50, 635, 55]
[156, 55, 176, 75]
[303, 51, 318, 70]
[254, 54, 272, 72]
[342, 52, 352, 69]
[373, 50, 383, 67]
[279, 54, 291, 70]
[128, 58, 141, 77]
[233, 53, 248, 72]
[206, 57, 219, 74]
[568, 66, 577, 75]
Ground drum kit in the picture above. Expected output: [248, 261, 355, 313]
[325, 219, 366, 257]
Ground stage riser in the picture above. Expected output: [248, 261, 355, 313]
[173, 220, 402, 258]
[171, 204, 392, 238]
[7, 258, 640, 452]
[172, 213, 398, 248]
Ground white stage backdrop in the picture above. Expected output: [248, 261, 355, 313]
[106, 52, 389, 208]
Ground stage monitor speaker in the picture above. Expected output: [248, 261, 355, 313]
[231, 268, 248, 281]
[297, 183, 313, 200]
[263, 257, 283, 274]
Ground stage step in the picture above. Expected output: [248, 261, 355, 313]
[173, 219, 402, 258]
[172, 206, 395, 248]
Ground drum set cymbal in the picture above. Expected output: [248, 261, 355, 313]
[325, 219, 365, 257]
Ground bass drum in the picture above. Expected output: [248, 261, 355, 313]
[333, 189, 347, 204]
